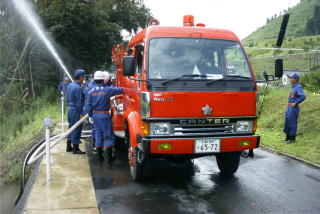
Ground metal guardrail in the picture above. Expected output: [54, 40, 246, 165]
[27, 114, 89, 165]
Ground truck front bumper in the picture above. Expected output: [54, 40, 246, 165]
[139, 135, 260, 154]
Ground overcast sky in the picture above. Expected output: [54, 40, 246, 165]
[143, 0, 300, 40]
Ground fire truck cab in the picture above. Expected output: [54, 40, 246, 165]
[111, 15, 281, 181]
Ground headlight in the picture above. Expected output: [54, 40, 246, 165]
[235, 120, 253, 132]
[150, 123, 171, 135]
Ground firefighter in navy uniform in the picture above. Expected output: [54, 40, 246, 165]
[103, 71, 116, 148]
[66, 69, 86, 154]
[84, 73, 97, 147]
[58, 77, 70, 98]
[85, 71, 124, 161]
[284, 73, 306, 143]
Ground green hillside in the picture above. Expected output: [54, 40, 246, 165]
[243, 0, 320, 44]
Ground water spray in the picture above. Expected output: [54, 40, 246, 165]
[12, 0, 73, 81]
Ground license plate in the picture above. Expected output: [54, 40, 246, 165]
[195, 138, 220, 153]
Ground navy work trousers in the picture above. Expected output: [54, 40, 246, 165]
[68, 106, 83, 144]
[284, 106, 299, 137]
[93, 113, 115, 148]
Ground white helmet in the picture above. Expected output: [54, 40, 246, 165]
[103, 71, 111, 82]
[94, 71, 105, 80]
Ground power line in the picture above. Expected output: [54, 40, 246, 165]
[245, 47, 319, 52]
[250, 51, 320, 60]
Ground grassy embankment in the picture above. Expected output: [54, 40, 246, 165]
[0, 89, 61, 183]
[258, 87, 320, 165]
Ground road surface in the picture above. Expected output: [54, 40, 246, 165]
[85, 143, 320, 214]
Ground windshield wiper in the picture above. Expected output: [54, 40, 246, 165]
[224, 75, 252, 79]
[161, 74, 207, 85]
[206, 75, 251, 86]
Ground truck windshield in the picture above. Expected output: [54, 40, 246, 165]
[148, 38, 252, 80]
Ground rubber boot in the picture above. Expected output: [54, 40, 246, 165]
[283, 134, 290, 142]
[93, 147, 97, 154]
[285, 136, 295, 144]
[91, 138, 95, 147]
[73, 144, 86, 154]
[66, 139, 73, 152]
[91, 139, 97, 153]
[97, 147, 104, 161]
[107, 147, 115, 162]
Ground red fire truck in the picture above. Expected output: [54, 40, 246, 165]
[111, 15, 284, 181]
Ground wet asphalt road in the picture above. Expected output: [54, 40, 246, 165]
[85, 142, 320, 214]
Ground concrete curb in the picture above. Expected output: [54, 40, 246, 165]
[260, 146, 320, 169]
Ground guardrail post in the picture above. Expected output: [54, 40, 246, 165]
[44, 117, 51, 182]
[61, 93, 64, 132]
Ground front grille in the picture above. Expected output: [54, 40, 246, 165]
[144, 117, 256, 138]
[172, 124, 234, 136]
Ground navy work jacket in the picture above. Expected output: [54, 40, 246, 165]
[84, 81, 96, 101]
[85, 84, 123, 117]
[67, 82, 84, 113]
[288, 83, 306, 106]
[58, 82, 70, 95]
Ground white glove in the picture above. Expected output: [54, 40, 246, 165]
[89, 117, 93, 124]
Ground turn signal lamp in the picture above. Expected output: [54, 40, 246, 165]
[196, 23, 206, 27]
[240, 140, 250, 147]
[183, 15, 194, 26]
[141, 122, 149, 136]
[158, 143, 172, 150]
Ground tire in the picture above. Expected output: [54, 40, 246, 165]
[130, 148, 147, 182]
[126, 127, 147, 182]
[216, 152, 240, 177]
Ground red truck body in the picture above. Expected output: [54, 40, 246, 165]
[111, 16, 260, 180]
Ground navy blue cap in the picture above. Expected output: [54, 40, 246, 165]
[287, 72, 299, 79]
[74, 69, 85, 78]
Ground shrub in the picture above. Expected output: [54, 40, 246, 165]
[0, 87, 59, 144]
[249, 42, 254, 47]
[300, 70, 320, 93]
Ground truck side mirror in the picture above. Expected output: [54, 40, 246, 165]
[123, 56, 136, 76]
[275, 59, 283, 78]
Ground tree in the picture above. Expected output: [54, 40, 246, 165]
[0, 0, 152, 139]
[306, 6, 320, 35]
[35, 0, 151, 71]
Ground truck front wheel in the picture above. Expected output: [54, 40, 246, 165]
[129, 147, 147, 182]
[126, 127, 147, 182]
[215, 152, 240, 177]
